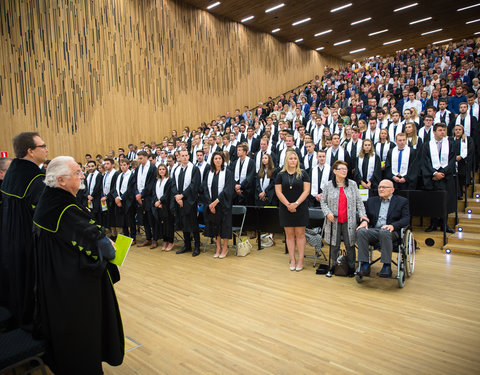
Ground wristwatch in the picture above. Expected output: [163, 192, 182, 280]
[295, 201, 299, 205]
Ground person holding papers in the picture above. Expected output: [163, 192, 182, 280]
[33, 156, 124, 375]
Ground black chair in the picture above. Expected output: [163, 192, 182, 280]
[0, 307, 13, 334]
[305, 208, 326, 267]
[0, 328, 47, 375]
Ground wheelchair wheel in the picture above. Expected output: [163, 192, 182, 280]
[404, 229, 415, 277]
[397, 269, 405, 288]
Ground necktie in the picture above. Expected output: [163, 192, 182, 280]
[470, 106, 474, 117]
[308, 154, 313, 167]
[239, 159, 244, 172]
[103, 172, 109, 193]
[461, 117, 465, 126]
[441, 112, 446, 123]
[437, 141, 442, 157]
[398, 149, 403, 174]
[178, 167, 185, 194]
[88, 174, 93, 192]
[119, 173, 124, 194]
[352, 142, 357, 157]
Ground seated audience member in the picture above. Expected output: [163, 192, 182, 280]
[354, 139, 381, 192]
[231, 143, 256, 205]
[321, 160, 368, 276]
[152, 164, 175, 251]
[255, 153, 278, 206]
[113, 159, 137, 245]
[385, 133, 418, 190]
[202, 151, 235, 258]
[308, 150, 332, 207]
[421, 123, 456, 233]
[33, 156, 124, 375]
[356, 179, 410, 278]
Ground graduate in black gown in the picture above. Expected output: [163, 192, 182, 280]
[0, 132, 47, 327]
[254, 153, 278, 206]
[100, 158, 119, 237]
[33, 156, 124, 375]
[152, 164, 175, 251]
[113, 159, 137, 245]
[0, 157, 12, 232]
[202, 151, 235, 258]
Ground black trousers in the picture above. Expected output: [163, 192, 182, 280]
[183, 231, 200, 249]
[122, 206, 137, 240]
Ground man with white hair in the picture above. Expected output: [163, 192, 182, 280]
[33, 155, 124, 374]
[0, 132, 47, 327]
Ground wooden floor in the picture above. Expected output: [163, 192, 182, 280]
[83, 233, 480, 375]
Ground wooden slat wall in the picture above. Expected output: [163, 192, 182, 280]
[0, 0, 342, 160]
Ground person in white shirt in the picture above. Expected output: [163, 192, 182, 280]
[403, 91, 422, 115]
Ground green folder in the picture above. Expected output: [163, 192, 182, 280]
[110, 234, 133, 267]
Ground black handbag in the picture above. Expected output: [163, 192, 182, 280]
[334, 248, 350, 276]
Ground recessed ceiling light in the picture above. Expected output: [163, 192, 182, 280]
[295, 38, 303, 43]
[272, 28, 280, 33]
[457, 3, 480, 11]
[394, 3, 418, 12]
[241, 16, 254, 23]
[475, 31, 480, 35]
[315, 29, 333, 37]
[292, 18, 311, 26]
[330, 3, 352, 12]
[350, 48, 366, 54]
[433, 38, 452, 44]
[316, 47, 324, 51]
[265, 3, 285, 13]
[421, 29, 442, 36]
[466, 19, 480, 24]
[351, 17, 372, 25]
[409, 17, 432, 24]
[383, 39, 402, 45]
[333, 39, 351, 46]
[206, 1, 220, 9]
[368, 29, 388, 36]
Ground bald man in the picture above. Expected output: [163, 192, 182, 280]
[356, 179, 410, 278]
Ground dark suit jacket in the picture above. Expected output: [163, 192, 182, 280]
[366, 194, 410, 233]
[133, 163, 157, 211]
[85, 172, 103, 213]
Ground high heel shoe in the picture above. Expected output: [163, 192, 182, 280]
[289, 262, 296, 271]
[213, 253, 220, 258]
[295, 266, 304, 272]
[219, 250, 228, 259]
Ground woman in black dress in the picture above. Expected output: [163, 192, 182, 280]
[202, 151, 235, 258]
[152, 164, 175, 251]
[275, 150, 311, 271]
[255, 153, 278, 206]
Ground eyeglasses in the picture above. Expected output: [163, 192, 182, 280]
[335, 167, 348, 171]
[34, 144, 47, 149]
[378, 186, 393, 189]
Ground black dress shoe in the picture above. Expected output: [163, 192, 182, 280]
[424, 225, 436, 232]
[347, 267, 356, 277]
[357, 262, 371, 276]
[176, 247, 192, 254]
[378, 264, 392, 278]
[192, 249, 201, 257]
[445, 226, 455, 234]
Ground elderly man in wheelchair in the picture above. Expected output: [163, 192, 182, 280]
[355, 179, 414, 286]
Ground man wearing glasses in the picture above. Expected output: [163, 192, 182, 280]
[0, 132, 48, 327]
[356, 179, 410, 278]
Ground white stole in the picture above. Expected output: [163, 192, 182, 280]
[358, 155, 376, 181]
[304, 153, 318, 169]
[116, 170, 131, 196]
[235, 157, 250, 183]
[102, 171, 114, 195]
[325, 147, 345, 166]
[260, 171, 271, 192]
[136, 164, 149, 192]
[155, 177, 169, 200]
[375, 142, 391, 161]
[418, 126, 432, 141]
[429, 138, 449, 170]
[256, 151, 270, 172]
[88, 170, 99, 195]
[174, 162, 194, 191]
[313, 125, 324, 145]
[207, 170, 226, 199]
[388, 122, 403, 142]
[311, 165, 331, 196]
[459, 138, 468, 159]
[391, 146, 411, 177]
[345, 139, 362, 157]
[365, 127, 381, 143]
[455, 115, 472, 136]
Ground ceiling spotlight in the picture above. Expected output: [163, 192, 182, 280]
[433, 38, 452, 44]
[241, 16, 254, 23]
[394, 3, 418, 12]
[409, 17, 432, 24]
[292, 18, 311, 26]
[330, 3, 352, 12]
[333, 39, 351, 46]
[368, 29, 388, 36]
[272, 28, 280, 33]
[350, 48, 366, 54]
[315, 29, 332, 37]
[351, 17, 372, 25]
[206, 1, 220, 10]
[265, 3, 285, 13]
[421, 29, 442, 35]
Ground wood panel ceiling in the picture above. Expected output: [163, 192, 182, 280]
[179, 0, 480, 61]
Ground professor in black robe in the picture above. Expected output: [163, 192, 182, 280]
[33, 156, 124, 375]
[0, 132, 47, 328]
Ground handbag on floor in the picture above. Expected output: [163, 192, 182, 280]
[334, 248, 349, 276]
[236, 239, 252, 256]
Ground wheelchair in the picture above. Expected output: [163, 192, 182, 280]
[355, 227, 415, 288]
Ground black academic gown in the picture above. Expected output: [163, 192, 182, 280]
[255, 169, 279, 206]
[354, 154, 382, 191]
[32, 187, 124, 375]
[171, 164, 201, 233]
[151, 177, 175, 241]
[0, 158, 45, 327]
[111, 171, 136, 232]
[102, 171, 119, 228]
[230, 157, 256, 205]
[201, 169, 235, 239]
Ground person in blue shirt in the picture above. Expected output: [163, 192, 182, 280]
[448, 85, 467, 116]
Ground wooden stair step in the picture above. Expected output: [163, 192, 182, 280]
[456, 222, 480, 233]
[463, 199, 480, 208]
[445, 231, 480, 246]
[457, 212, 480, 223]
[442, 243, 480, 256]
